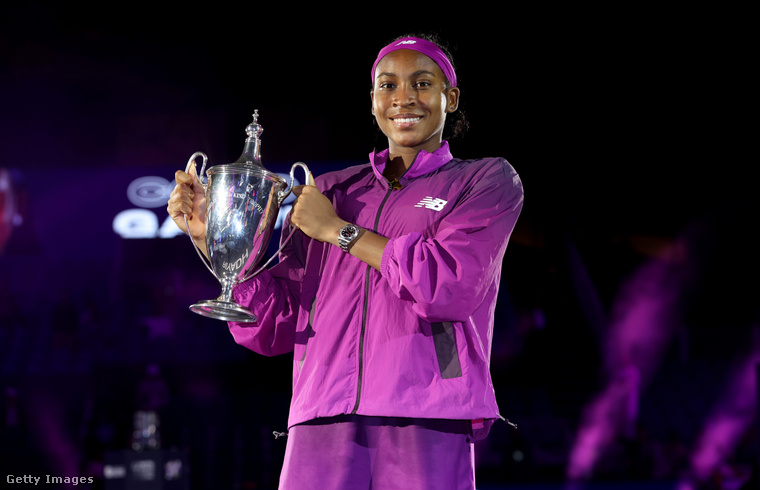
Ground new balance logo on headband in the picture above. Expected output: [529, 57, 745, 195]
[396, 40, 417, 46]
[415, 197, 448, 211]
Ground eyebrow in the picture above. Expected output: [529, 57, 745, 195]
[376, 69, 438, 79]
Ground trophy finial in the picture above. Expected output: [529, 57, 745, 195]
[236, 110, 264, 166]
[246, 110, 263, 139]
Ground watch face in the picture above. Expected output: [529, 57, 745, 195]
[341, 225, 357, 238]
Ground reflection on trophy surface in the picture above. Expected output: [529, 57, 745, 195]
[184, 110, 310, 323]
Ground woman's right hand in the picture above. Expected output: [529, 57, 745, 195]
[167, 166, 208, 256]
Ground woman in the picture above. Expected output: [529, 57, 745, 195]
[168, 34, 524, 490]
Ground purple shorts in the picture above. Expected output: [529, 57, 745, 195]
[279, 414, 476, 490]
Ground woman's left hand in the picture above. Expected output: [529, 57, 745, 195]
[289, 185, 347, 244]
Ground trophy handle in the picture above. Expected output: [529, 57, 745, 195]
[279, 162, 313, 205]
[243, 161, 312, 280]
[183, 152, 217, 279]
[185, 151, 208, 185]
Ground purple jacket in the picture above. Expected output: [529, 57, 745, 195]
[228, 141, 524, 432]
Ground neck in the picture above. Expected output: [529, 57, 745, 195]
[382, 155, 408, 180]
[387, 146, 418, 169]
[387, 136, 443, 169]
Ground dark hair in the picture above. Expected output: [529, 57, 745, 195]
[373, 33, 469, 140]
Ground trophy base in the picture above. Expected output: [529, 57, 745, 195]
[189, 300, 258, 323]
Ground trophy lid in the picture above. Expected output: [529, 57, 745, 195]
[206, 110, 285, 185]
[233, 110, 265, 167]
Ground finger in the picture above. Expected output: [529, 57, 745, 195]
[306, 172, 315, 186]
[288, 211, 299, 229]
[180, 195, 195, 216]
[190, 168, 204, 190]
[292, 185, 305, 197]
[168, 192, 194, 218]
[174, 170, 193, 186]
[169, 185, 194, 206]
[168, 202, 188, 221]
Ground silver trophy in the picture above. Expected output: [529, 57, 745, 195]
[184, 111, 310, 323]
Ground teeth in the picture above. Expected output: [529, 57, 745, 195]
[394, 117, 420, 123]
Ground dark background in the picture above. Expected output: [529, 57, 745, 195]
[0, 3, 755, 489]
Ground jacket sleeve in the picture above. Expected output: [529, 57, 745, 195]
[227, 222, 307, 357]
[379, 159, 524, 323]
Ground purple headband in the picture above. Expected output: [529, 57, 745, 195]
[371, 37, 457, 87]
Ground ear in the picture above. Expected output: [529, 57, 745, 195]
[370, 90, 375, 115]
[446, 87, 460, 113]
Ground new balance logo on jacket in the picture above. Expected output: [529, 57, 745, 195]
[415, 197, 448, 211]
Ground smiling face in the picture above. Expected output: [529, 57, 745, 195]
[371, 49, 460, 160]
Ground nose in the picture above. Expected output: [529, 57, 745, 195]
[392, 84, 415, 107]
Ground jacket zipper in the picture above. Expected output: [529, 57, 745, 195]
[350, 179, 396, 414]
[350, 152, 418, 414]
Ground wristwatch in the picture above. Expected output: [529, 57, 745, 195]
[338, 224, 360, 253]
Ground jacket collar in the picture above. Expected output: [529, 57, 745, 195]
[369, 141, 453, 182]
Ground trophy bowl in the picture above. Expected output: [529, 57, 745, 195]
[183, 111, 310, 322]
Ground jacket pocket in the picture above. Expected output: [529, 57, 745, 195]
[431, 321, 462, 379]
[298, 297, 317, 372]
